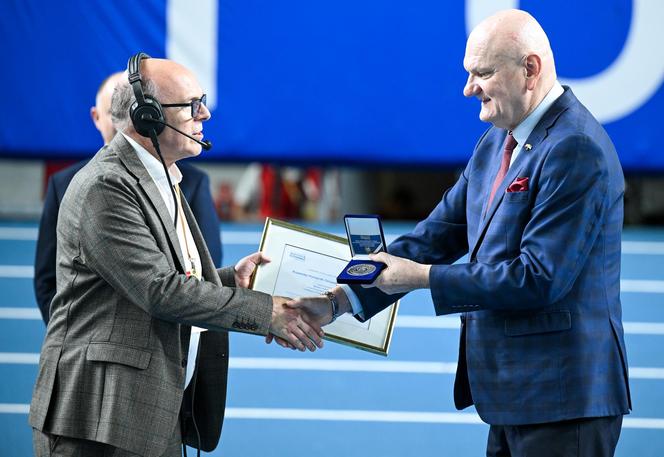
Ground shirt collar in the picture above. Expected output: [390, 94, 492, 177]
[512, 81, 564, 147]
[121, 132, 183, 189]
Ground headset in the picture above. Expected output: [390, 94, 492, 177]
[126, 51, 181, 226]
[127, 52, 166, 138]
[127, 52, 212, 150]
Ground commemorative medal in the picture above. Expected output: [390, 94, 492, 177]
[346, 263, 377, 276]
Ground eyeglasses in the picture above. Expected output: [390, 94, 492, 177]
[162, 94, 207, 118]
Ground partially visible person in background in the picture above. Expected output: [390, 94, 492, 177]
[34, 71, 222, 323]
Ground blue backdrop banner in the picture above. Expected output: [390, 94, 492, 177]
[1, 0, 662, 170]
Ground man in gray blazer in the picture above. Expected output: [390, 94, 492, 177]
[29, 56, 325, 456]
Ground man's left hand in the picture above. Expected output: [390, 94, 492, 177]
[363, 252, 431, 295]
[234, 252, 271, 288]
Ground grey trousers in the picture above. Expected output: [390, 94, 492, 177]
[32, 428, 183, 457]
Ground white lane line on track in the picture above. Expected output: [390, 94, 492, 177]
[3, 308, 664, 336]
[2, 353, 663, 379]
[2, 227, 664, 252]
[0, 227, 38, 240]
[0, 353, 40, 364]
[0, 308, 41, 319]
[225, 409, 664, 429]
[0, 404, 29, 414]
[622, 241, 664, 255]
[3, 264, 664, 294]
[396, 316, 664, 335]
[623, 321, 664, 335]
[1, 403, 663, 429]
[0, 228, 271, 244]
[0, 265, 34, 278]
[229, 358, 458, 374]
[397, 316, 460, 329]
[226, 408, 484, 424]
[621, 280, 664, 293]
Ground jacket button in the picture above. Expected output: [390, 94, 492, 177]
[181, 358, 187, 367]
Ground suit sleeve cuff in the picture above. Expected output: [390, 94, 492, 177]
[339, 284, 365, 320]
[217, 266, 236, 287]
[429, 264, 453, 316]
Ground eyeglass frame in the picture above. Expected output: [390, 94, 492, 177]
[161, 94, 207, 118]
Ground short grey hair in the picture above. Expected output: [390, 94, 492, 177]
[111, 77, 161, 131]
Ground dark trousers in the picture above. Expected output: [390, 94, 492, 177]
[33, 428, 183, 457]
[487, 415, 623, 457]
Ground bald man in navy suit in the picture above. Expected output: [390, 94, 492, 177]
[34, 72, 222, 323]
[291, 9, 630, 457]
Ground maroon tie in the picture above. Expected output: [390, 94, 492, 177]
[487, 132, 518, 208]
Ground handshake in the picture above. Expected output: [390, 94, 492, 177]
[234, 251, 351, 353]
[267, 293, 349, 352]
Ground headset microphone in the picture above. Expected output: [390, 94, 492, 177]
[143, 117, 212, 150]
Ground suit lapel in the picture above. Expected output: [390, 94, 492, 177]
[469, 89, 573, 260]
[478, 131, 513, 224]
[112, 134, 187, 273]
[483, 158, 526, 223]
[470, 155, 526, 260]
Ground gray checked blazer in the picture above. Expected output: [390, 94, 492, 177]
[29, 134, 274, 457]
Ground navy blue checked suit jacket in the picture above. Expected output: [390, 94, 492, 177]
[353, 87, 631, 425]
[34, 158, 222, 323]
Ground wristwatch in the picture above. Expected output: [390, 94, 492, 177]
[322, 290, 340, 323]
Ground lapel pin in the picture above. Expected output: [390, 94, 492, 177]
[524, 144, 532, 151]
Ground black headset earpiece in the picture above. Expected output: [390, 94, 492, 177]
[126, 51, 179, 228]
[127, 52, 165, 138]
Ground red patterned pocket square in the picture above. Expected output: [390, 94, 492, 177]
[507, 177, 529, 192]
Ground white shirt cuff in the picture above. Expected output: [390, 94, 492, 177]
[340, 284, 365, 320]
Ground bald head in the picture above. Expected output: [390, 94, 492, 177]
[90, 72, 124, 144]
[111, 58, 204, 131]
[469, 9, 556, 81]
[110, 56, 211, 166]
[463, 9, 557, 129]
[139, 59, 198, 98]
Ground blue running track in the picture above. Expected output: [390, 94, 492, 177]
[1, 222, 663, 456]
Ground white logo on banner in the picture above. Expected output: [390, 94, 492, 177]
[166, 0, 219, 110]
[466, 0, 664, 123]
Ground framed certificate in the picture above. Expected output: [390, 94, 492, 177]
[250, 218, 399, 356]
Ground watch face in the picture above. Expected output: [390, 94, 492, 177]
[346, 263, 377, 276]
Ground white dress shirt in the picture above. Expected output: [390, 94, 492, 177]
[510, 81, 564, 166]
[121, 132, 202, 388]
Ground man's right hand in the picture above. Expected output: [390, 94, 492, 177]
[266, 287, 353, 349]
[269, 296, 325, 352]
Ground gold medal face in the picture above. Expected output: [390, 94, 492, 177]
[347, 263, 377, 276]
